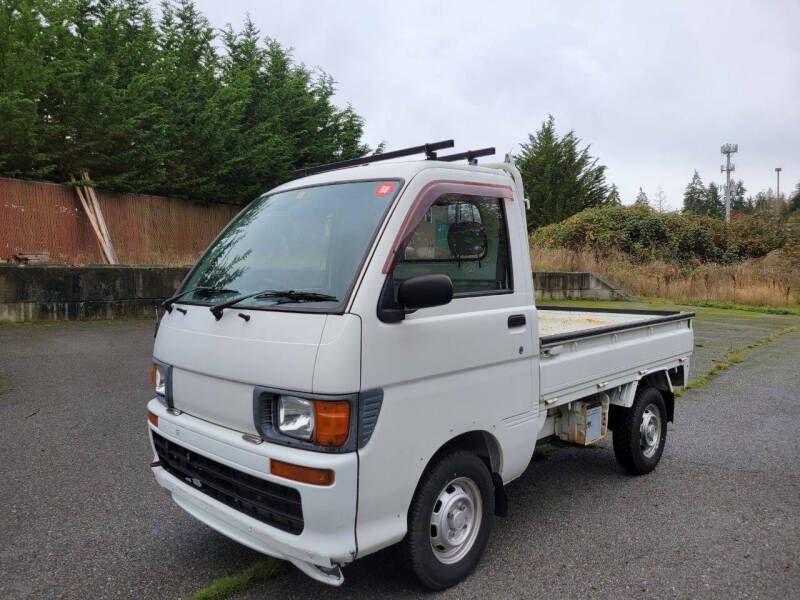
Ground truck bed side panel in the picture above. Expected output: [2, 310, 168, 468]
[539, 318, 693, 403]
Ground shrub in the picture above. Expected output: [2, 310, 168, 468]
[531, 205, 786, 264]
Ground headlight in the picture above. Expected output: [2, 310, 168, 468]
[278, 396, 315, 440]
[151, 362, 167, 397]
[276, 395, 351, 446]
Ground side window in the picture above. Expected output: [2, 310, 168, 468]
[392, 194, 512, 296]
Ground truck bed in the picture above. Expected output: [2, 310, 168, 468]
[537, 306, 688, 340]
[536, 306, 694, 407]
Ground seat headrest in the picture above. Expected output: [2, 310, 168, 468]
[447, 222, 487, 259]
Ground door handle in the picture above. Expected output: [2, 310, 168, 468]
[508, 314, 526, 328]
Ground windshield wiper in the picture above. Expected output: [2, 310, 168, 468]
[162, 286, 239, 313]
[209, 289, 338, 320]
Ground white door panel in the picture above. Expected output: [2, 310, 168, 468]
[353, 172, 539, 556]
[363, 299, 535, 416]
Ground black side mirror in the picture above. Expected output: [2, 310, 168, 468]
[397, 274, 453, 311]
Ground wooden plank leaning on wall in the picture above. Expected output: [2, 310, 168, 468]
[70, 173, 118, 264]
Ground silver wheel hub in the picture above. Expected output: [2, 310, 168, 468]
[429, 477, 482, 564]
[640, 403, 662, 458]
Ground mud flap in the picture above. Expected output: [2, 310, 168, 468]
[492, 472, 508, 517]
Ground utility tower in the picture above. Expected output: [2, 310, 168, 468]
[720, 143, 738, 223]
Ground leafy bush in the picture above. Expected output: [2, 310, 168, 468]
[531, 205, 786, 264]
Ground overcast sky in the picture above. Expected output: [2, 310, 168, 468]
[185, 0, 799, 209]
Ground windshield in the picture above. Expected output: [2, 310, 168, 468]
[179, 180, 401, 311]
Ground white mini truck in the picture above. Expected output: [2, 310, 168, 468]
[147, 141, 694, 589]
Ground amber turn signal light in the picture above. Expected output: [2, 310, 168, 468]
[150, 364, 156, 387]
[148, 410, 158, 428]
[271, 459, 334, 486]
[313, 400, 350, 446]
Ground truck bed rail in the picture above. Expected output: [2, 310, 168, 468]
[539, 305, 695, 346]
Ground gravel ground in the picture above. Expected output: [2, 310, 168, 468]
[0, 307, 798, 599]
[235, 330, 800, 600]
[0, 321, 263, 600]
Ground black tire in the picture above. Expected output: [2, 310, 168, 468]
[404, 451, 494, 590]
[612, 386, 668, 475]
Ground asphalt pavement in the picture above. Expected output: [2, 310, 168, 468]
[1, 309, 798, 599]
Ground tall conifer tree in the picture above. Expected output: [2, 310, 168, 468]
[516, 115, 611, 231]
[682, 170, 707, 215]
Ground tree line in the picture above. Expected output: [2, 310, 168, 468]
[2, 0, 797, 224]
[0, 0, 618, 219]
[681, 170, 800, 218]
[0, 0, 370, 204]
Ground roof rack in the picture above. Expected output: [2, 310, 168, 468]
[291, 139, 455, 178]
[436, 147, 495, 165]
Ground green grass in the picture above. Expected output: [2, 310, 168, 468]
[537, 297, 649, 308]
[687, 300, 800, 316]
[676, 325, 800, 397]
[537, 295, 800, 316]
[537, 296, 693, 314]
[189, 558, 285, 600]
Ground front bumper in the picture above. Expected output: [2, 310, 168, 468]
[147, 399, 357, 586]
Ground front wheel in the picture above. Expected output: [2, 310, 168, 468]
[404, 451, 494, 590]
[612, 386, 668, 475]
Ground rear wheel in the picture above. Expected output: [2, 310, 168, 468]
[613, 386, 668, 475]
[404, 451, 494, 590]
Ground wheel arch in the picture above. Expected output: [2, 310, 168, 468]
[419, 430, 508, 517]
[609, 372, 675, 425]
[643, 371, 675, 423]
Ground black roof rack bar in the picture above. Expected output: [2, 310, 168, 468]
[436, 147, 496, 164]
[292, 139, 455, 178]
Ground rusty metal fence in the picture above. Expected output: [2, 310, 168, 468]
[0, 177, 240, 265]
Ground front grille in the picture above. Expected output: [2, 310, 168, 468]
[152, 432, 303, 534]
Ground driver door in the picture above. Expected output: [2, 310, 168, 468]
[352, 177, 538, 555]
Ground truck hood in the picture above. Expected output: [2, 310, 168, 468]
[154, 305, 331, 435]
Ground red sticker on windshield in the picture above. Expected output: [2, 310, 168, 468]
[375, 182, 394, 196]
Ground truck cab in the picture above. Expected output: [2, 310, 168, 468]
[147, 144, 693, 589]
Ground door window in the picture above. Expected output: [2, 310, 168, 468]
[392, 194, 512, 296]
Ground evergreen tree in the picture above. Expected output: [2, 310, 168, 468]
[634, 187, 649, 206]
[704, 182, 725, 219]
[789, 181, 800, 214]
[0, 0, 48, 176]
[607, 183, 621, 205]
[0, 0, 372, 204]
[154, 0, 222, 199]
[82, 0, 164, 191]
[682, 170, 707, 215]
[516, 115, 610, 231]
[730, 180, 751, 213]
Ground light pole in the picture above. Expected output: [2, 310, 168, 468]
[720, 144, 738, 223]
[775, 167, 782, 203]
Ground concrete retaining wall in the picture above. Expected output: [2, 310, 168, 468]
[0, 266, 629, 322]
[0, 265, 189, 322]
[533, 271, 631, 301]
